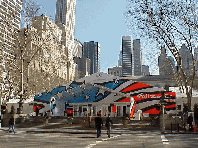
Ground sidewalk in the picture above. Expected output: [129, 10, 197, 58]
[1, 121, 198, 135]
[162, 130, 198, 134]
[0, 122, 159, 135]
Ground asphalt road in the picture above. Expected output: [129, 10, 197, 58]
[0, 127, 198, 148]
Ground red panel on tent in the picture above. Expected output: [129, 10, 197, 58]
[143, 108, 160, 114]
[112, 105, 116, 113]
[165, 104, 176, 108]
[133, 93, 162, 102]
[164, 91, 176, 97]
[122, 82, 151, 93]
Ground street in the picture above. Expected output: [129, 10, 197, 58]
[0, 127, 198, 148]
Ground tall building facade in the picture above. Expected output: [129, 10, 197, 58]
[108, 66, 122, 77]
[0, 0, 22, 55]
[0, 0, 22, 102]
[132, 39, 142, 76]
[73, 39, 82, 58]
[158, 48, 175, 75]
[122, 36, 132, 77]
[55, 0, 76, 49]
[74, 57, 90, 79]
[14, 15, 72, 99]
[142, 65, 150, 75]
[55, 0, 78, 82]
[83, 41, 100, 74]
[179, 44, 193, 76]
[118, 50, 122, 67]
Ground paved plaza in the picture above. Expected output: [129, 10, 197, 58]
[0, 125, 198, 148]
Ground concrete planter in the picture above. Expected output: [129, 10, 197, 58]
[2, 114, 27, 127]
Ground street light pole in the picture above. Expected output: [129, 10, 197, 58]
[18, 27, 26, 114]
[18, 48, 24, 114]
[162, 104, 165, 133]
[160, 91, 167, 133]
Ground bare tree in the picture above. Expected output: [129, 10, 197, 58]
[1, 0, 77, 115]
[20, 0, 41, 28]
[125, 0, 198, 111]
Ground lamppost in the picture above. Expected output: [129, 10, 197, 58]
[18, 47, 24, 114]
[160, 91, 167, 133]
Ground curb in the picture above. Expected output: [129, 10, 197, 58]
[26, 130, 146, 134]
[162, 132, 198, 134]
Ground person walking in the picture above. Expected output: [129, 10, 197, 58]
[8, 115, 15, 134]
[188, 113, 193, 132]
[36, 106, 39, 116]
[95, 113, 103, 138]
[88, 114, 92, 128]
[44, 112, 49, 126]
[105, 114, 113, 138]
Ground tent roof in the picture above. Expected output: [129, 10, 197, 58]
[169, 87, 198, 98]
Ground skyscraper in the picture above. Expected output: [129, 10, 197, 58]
[142, 65, 150, 75]
[132, 39, 142, 76]
[118, 50, 122, 67]
[55, 0, 76, 48]
[179, 44, 193, 76]
[122, 36, 132, 77]
[158, 48, 175, 75]
[83, 41, 100, 74]
[0, 0, 22, 54]
[55, 0, 78, 82]
[0, 0, 22, 94]
[74, 57, 90, 79]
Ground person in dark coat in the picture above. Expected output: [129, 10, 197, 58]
[95, 113, 103, 138]
[8, 115, 15, 134]
[105, 114, 113, 138]
[88, 114, 92, 128]
[44, 112, 49, 126]
[188, 113, 193, 132]
[36, 106, 39, 116]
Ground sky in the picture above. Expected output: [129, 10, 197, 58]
[35, 0, 160, 74]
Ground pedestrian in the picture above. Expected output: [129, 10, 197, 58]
[44, 112, 49, 126]
[36, 106, 39, 116]
[95, 113, 103, 138]
[88, 114, 92, 128]
[8, 115, 15, 134]
[105, 114, 113, 138]
[187, 113, 193, 132]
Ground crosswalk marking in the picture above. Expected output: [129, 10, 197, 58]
[161, 135, 169, 145]
[85, 134, 120, 148]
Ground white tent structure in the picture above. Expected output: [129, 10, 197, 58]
[44, 72, 176, 117]
[169, 87, 198, 112]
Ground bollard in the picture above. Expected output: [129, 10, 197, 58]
[194, 125, 196, 132]
[177, 123, 179, 132]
